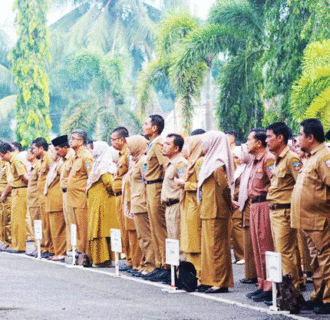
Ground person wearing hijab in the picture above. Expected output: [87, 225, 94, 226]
[197, 131, 234, 293]
[175, 134, 203, 282]
[86, 141, 119, 266]
[126, 135, 155, 276]
[44, 145, 66, 261]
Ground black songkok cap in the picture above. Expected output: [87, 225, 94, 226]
[51, 135, 68, 147]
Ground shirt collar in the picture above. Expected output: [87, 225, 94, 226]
[310, 142, 327, 156]
[255, 149, 267, 161]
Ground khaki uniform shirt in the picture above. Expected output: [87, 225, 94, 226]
[8, 153, 28, 188]
[27, 159, 39, 208]
[0, 161, 9, 194]
[267, 147, 302, 204]
[247, 150, 274, 198]
[130, 156, 147, 214]
[291, 143, 330, 230]
[144, 137, 168, 182]
[161, 154, 187, 202]
[60, 148, 75, 190]
[113, 144, 129, 193]
[37, 152, 52, 204]
[67, 145, 93, 208]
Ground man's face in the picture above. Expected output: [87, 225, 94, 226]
[111, 132, 125, 151]
[299, 126, 309, 152]
[0, 152, 10, 162]
[162, 136, 178, 158]
[26, 150, 36, 163]
[246, 131, 259, 154]
[69, 133, 83, 149]
[266, 129, 281, 152]
[32, 143, 43, 157]
[55, 146, 68, 158]
[142, 118, 154, 138]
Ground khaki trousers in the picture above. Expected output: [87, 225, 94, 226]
[62, 193, 72, 252]
[250, 202, 274, 291]
[243, 226, 257, 279]
[40, 203, 53, 254]
[72, 207, 88, 253]
[270, 208, 301, 289]
[0, 196, 11, 246]
[11, 188, 27, 251]
[134, 212, 155, 272]
[165, 202, 180, 240]
[297, 229, 314, 274]
[49, 211, 66, 256]
[201, 218, 233, 287]
[230, 209, 244, 261]
[26, 208, 34, 241]
[115, 195, 130, 264]
[146, 183, 167, 269]
[29, 206, 40, 251]
[305, 220, 330, 304]
[127, 230, 142, 270]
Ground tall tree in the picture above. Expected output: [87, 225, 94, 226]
[9, 0, 52, 147]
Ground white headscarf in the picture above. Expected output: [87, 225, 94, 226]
[86, 141, 117, 192]
[197, 131, 235, 196]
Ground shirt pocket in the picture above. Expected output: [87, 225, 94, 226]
[254, 171, 264, 189]
[72, 159, 83, 176]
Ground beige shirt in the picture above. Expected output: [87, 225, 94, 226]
[27, 159, 39, 208]
[0, 161, 9, 193]
[267, 147, 302, 204]
[67, 145, 93, 208]
[8, 153, 27, 188]
[291, 143, 330, 230]
[37, 152, 52, 204]
[130, 156, 147, 214]
[161, 154, 187, 202]
[113, 144, 129, 193]
[60, 148, 75, 190]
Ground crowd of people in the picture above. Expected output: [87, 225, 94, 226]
[0, 115, 330, 315]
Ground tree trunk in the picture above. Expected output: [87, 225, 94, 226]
[205, 67, 213, 130]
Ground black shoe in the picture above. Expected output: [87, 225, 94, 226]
[204, 287, 228, 294]
[41, 252, 54, 259]
[252, 290, 272, 302]
[314, 303, 330, 314]
[264, 300, 274, 306]
[126, 268, 138, 274]
[119, 264, 132, 272]
[299, 283, 306, 292]
[5, 248, 25, 254]
[246, 289, 263, 299]
[239, 278, 258, 284]
[148, 269, 170, 282]
[132, 271, 143, 277]
[142, 268, 161, 279]
[196, 285, 211, 292]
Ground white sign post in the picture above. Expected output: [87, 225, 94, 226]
[163, 239, 184, 293]
[111, 228, 122, 277]
[71, 224, 77, 266]
[34, 220, 42, 259]
[266, 251, 282, 311]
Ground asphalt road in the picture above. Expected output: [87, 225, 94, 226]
[0, 246, 325, 320]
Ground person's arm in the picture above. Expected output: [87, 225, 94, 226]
[0, 184, 12, 202]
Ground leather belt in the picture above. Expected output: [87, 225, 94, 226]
[269, 203, 291, 210]
[251, 195, 267, 204]
[62, 188, 67, 193]
[164, 199, 180, 206]
[115, 191, 122, 197]
[11, 186, 27, 189]
[146, 179, 163, 185]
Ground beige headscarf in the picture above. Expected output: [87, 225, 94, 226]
[126, 135, 148, 164]
[232, 144, 252, 181]
[184, 135, 203, 182]
[197, 131, 235, 196]
[86, 141, 116, 192]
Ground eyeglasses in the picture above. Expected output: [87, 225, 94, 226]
[69, 137, 82, 141]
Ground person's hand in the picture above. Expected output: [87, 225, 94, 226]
[174, 177, 185, 187]
[232, 200, 239, 209]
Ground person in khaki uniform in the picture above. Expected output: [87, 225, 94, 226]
[176, 134, 203, 281]
[0, 143, 28, 253]
[161, 133, 187, 240]
[0, 159, 11, 249]
[110, 127, 132, 271]
[266, 122, 304, 295]
[67, 130, 93, 254]
[142, 115, 169, 283]
[55, 136, 75, 253]
[197, 131, 234, 293]
[44, 145, 66, 261]
[292, 119, 330, 315]
[32, 137, 53, 257]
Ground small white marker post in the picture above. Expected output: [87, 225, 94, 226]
[266, 251, 282, 312]
[111, 228, 122, 277]
[71, 224, 77, 266]
[162, 239, 184, 293]
[34, 220, 42, 259]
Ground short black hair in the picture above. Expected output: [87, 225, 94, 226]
[112, 127, 129, 138]
[191, 128, 206, 136]
[71, 129, 88, 145]
[150, 114, 165, 135]
[250, 128, 267, 148]
[225, 130, 237, 138]
[87, 140, 94, 145]
[32, 137, 49, 151]
[12, 142, 22, 152]
[301, 118, 325, 143]
[266, 122, 292, 144]
[0, 142, 14, 154]
[167, 133, 185, 152]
